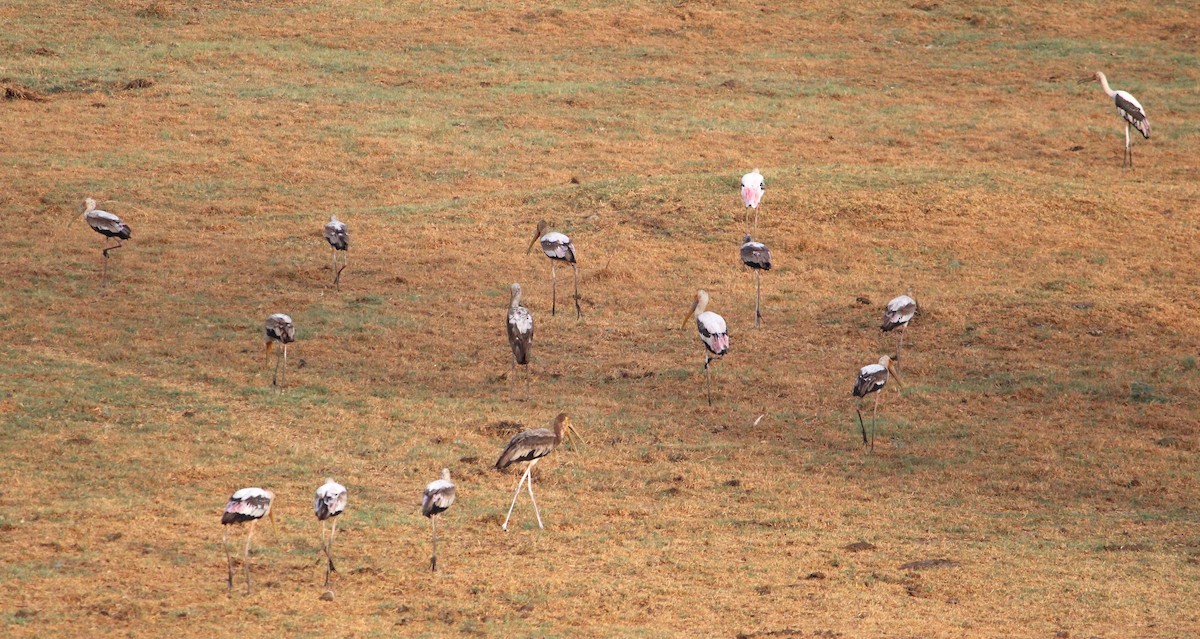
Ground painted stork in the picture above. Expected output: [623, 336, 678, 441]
[507, 283, 534, 401]
[853, 355, 902, 452]
[881, 294, 917, 370]
[313, 478, 347, 589]
[79, 198, 132, 283]
[740, 235, 772, 327]
[264, 313, 295, 390]
[682, 289, 729, 405]
[1092, 72, 1150, 168]
[527, 220, 581, 318]
[221, 487, 276, 594]
[740, 169, 765, 230]
[496, 413, 583, 531]
[421, 468, 456, 571]
[324, 215, 349, 290]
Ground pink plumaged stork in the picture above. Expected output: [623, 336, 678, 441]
[683, 290, 730, 406]
[79, 198, 132, 284]
[853, 356, 902, 452]
[421, 469, 456, 571]
[313, 478, 347, 589]
[740, 169, 765, 231]
[1091, 72, 1150, 169]
[527, 220, 581, 318]
[221, 487, 277, 595]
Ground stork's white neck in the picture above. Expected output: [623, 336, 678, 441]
[1096, 73, 1115, 98]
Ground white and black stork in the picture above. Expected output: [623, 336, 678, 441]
[881, 294, 917, 370]
[740, 235, 772, 327]
[80, 198, 132, 283]
[853, 355, 902, 452]
[495, 413, 583, 531]
[1092, 71, 1150, 168]
[507, 283, 534, 401]
[313, 478, 347, 589]
[682, 289, 730, 405]
[421, 468, 456, 571]
[324, 216, 349, 289]
[221, 487, 276, 594]
[264, 313, 295, 390]
[527, 220, 581, 318]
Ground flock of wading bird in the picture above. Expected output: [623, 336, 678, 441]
[71, 71, 1151, 597]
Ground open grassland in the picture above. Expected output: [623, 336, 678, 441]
[2, 1, 1199, 636]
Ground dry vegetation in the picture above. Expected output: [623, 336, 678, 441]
[2, 1, 1199, 637]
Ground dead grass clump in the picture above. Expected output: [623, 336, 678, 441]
[135, 2, 173, 19]
[3, 82, 47, 102]
[123, 78, 155, 90]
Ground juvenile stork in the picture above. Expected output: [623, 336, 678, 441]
[527, 220, 581, 318]
[313, 478, 347, 589]
[1092, 72, 1150, 168]
[740, 235, 772, 327]
[507, 283, 534, 401]
[324, 216, 349, 290]
[79, 198, 132, 283]
[881, 294, 917, 369]
[421, 468, 456, 571]
[495, 413, 583, 531]
[853, 355, 902, 452]
[221, 487, 276, 594]
[740, 169, 765, 230]
[264, 313, 295, 390]
[682, 289, 729, 405]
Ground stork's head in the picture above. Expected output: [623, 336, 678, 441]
[440, 468, 451, 482]
[743, 233, 753, 244]
[880, 355, 902, 387]
[682, 289, 709, 328]
[553, 413, 585, 452]
[81, 197, 97, 215]
[509, 282, 523, 305]
[527, 220, 551, 253]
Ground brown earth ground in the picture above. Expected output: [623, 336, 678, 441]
[2, 1, 1199, 637]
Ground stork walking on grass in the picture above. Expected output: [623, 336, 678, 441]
[79, 198, 132, 284]
[421, 469, 456, 571]
[264, 313, 295, 390]
[507, 283, 534, 401]
[853, 355, 902, 452]
[740, 235, 772, 327]
[527, 220, 581, 318]
[496, 413, 584, 531]
[881, 294, 917, 370]
[221, 487, 276, 595]
[683, 290, 730, 405]
[324, 216, 349, 290]
[740, 169, 765, 231]
[1091, 71, 1150, 168]
[313, 478, 347, 589]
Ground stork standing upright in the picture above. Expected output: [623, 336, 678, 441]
[495, 413, 583, 531]
[264, 313, 295, 390]
[421, 468, 456, 571]
[740, 235, 772, 328]
[324, 216, 349, 290]
[881, 294, 917, 370]
[507, 283, 534, 401]
[853, 355, 902, 452]
[682, 289, 730, 406]
[221, 487, 276, 595]
[79, 198, 132, 284]
[740, 170, 765, 231]
[313, 478, 347, 589]
[1092, 71, 1150, 169]
[527, 220, 581, 318]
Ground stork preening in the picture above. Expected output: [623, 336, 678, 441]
[264, 313, 295, 390]
[881, 294, 917, 370]
[1091, 71, 1150, 168]
[313, 478, 347, 589]
[324, 216, 349, 290]
[507, 283, 534, 401]
[421, 468, 456, 571]
[853, 355, 902, 452]
[221, 487, 276, 595]
[496, 413, 584, 531]
[527, 220, 581, 318]
[740, 169, 765, 231]
[79, 198, 132, 284]
[740, 235, 772, 327]
[682, 289, 730, 406]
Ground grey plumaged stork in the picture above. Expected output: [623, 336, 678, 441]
[221, 487, 276, 594]
[881, 294, 917, 370]
[740, 235, 772, 327]
[79, 198, 132, 283]
[421, 468, 456, 571]
[1091, 72, 1150, 168]
[495, 413, 583, 531]
[507, 283, 534, 401]
[740, 169, 765, 231]
[682, 290, 730, 405]
[264, 313, 295, 390]
[324, 216, 349, 290]
[853, 355, 902, 452]
[313, 478, 347, 589]
[527, 220, 581, 318]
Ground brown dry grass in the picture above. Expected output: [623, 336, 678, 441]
[2, 1, 1199, 637]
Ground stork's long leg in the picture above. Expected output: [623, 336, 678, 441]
[550, 261, 558, 317]
[327, 518, 337, 578]
[224, 526, 234, 592]
[856, 400, 867, 446]
[1124, 123, 1131, 169]
[271, 346, 282, 388]
[281, 344, 288, 390]
[896, 327, 905, 373]
[502, 466, 530, 531]
[243, 520, 256, 595]
[430, 515, 438, 572]
[334, 250, 348, 290]
[509, 358, 516, 401]
[704, 354, 713, 406]
[871, 393, 880, 453]
[754, 269, 762, 328]
[523, 363, 530, 401]
[572, 263, 581, 319]
[526, 464, 544, 530]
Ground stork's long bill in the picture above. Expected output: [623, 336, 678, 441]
[886, 358, 903, 388]
[527, 220, 550, 254]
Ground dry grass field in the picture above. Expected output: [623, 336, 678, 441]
[2, 1, 1199, 636]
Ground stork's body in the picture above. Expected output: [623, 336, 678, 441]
[740, 170, 765, 230]
[421, 469, 456, 571]
[1093, 72, 1150, 168]
[740, 235, 772, 327]
[683, 290, 730, 405]
[324, 216, 349, 289]
[507, 283, 534, 400]
[881, 294, 917, 368]
[853, 355, 901, 452]
[496, 413, 582, 531]
[80, 198, 132, 283]
[265, 314, 295, 390]
[527, 221, 580, 318]
[313, 478, 347, 588]
[222, 487, 276, 594]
